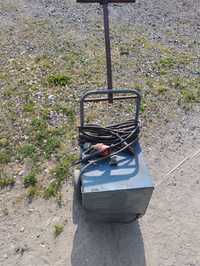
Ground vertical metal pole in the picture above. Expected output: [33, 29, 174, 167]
[102, 3, 113, 103]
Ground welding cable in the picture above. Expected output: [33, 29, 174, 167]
[79, 119, 139, 147]
[75, 119, 140, 168]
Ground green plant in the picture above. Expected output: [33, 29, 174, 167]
[180, 90, 196, 103]
[0, 177, 15, 189]
[43, 181, 59, 199]
[19, 144, 37, 159]
[159, 57, 176, 69]
[23, 172, 37, 188]
[54, 154, 77, 182]
[63, 51, 80, 67]
[35, 55, 52, 69]
[0, 150, 10, 164]
[156, 85, 167, 95]
[170, 77, 184, 90]
[31, 117, 46, 130]
[56, 105, 75, 122]
[140, 101, 147, 113]
[54, 224, 64, 238]
[23, 101, 35, 112]
[47, 74, 71, 87]
[43, 136, 60, 159]
[0, 138, 8, 147]
[26, 186, 38, 199]
[43, 154, 77, 199]
[31, 118, 48, 145]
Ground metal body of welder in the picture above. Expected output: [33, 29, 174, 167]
[74, 0, 154, 223]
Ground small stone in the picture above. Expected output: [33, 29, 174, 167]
[35, 91, 43, 98]
[15, 245, 28, 255]
[20, 248, 26, 255]
[20, 227, 25, 232]
[28, 208, 35, 212]
[3, 254, 8, 259]
[44, 169, 49, 174]
[40, 242, 46, 248]
[48, 95, 55, 102]
[19, 170, 25, 176]
[15, 247, 20, 253]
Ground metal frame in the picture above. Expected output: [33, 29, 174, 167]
[80, 89, 141, 127]
[103, 3, 113, 103]
[77, 0, 136, 103]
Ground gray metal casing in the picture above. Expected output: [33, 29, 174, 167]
[81, 142, 154, 223]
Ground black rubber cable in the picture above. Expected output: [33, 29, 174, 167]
[79, 119, 139, 147]
[76, 119, 140, 169]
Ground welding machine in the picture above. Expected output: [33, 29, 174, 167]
[74, 0, 154, 223]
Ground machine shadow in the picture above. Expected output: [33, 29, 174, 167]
[71, 193, 147, 266]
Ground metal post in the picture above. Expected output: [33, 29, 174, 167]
[102, 2, 113, 103]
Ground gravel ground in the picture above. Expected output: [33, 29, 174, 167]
[0, 0, 200, 266]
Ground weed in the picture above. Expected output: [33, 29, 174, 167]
[35, 130, 47, 145]
[0, 72, 8, 80]
[18, 144, 37, 159]
[26, 186, 38, 199]
[152, 56, 176, 75]
[56, 105, 75, 122]
[43, 136, 60, 159]
[0, 177, 15, 189]
[23, 101, 35, 112]
[31, 117, 46, 130]
[35, 55, 52, 69]
[43, 181, 59, 199]
[47, 74, 71, 87]
[175, 53, 193, 65]
[156, 85, 167, 95]
[43, 154, 77, 199]
[30, 117, 66, 159]
[170, 77, 185, 90]
[3, 88, 12, 97]
[170, 77, 200, 105]
[54, 154, 77, 182]
[0, 138, 8, 147]
[180, 90, 196, 104]
[0, 149, 10, 164]
[31, 118, 48, 145]
[56, 192, 62, 207]
[54, 224, 64, 238]
[63, 51, 80, 67]
[140, 101, 147, 113]
[119, 45, 129, 56]
[23, 172, 37, 188]
[159, 57, 176, 69]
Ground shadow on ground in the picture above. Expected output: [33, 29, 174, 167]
[71, 194, 146, 266]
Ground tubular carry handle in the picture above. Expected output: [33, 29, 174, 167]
[80, 89, 141, 127]
[77, 0, 136, 103]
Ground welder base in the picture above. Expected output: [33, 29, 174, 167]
[74, 142, 154, 223]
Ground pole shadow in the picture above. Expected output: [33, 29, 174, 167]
[71, 193, 146, 266]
